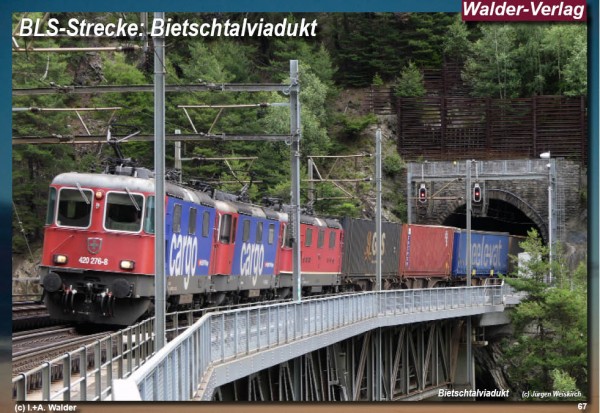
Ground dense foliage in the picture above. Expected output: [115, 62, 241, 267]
[12, 13, 587, 254]
[503, 230, 587, 399]
[461, 23, 587, 97]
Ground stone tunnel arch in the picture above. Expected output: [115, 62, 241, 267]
[437, 189, 548, 243]
[407, 159, 582, 248]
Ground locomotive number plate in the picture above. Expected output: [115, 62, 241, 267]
[79, 256, 109, 266]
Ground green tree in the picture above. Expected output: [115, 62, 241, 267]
[551, 369, 580, 396]
[403, 13, 456, 68]
[461, 22, 587, 97]
[260, 61, 332, 157]
[394, 61, 426, 97]
[371, 73, 384, 86]
[558, 26, 587, 96]
[12, 16, 85, 253]
[324, 13, 406, 86]
[503, 229, 587, 399]
[514, 25, 547, 95]
[443, 15, 471, 62]
[312, 182, 361, 217]
[463, 24, 521, 98]
[12, 145, 78, 253]
[382, 152, 404, 177]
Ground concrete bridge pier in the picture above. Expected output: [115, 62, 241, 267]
[452, 318, 476, 400]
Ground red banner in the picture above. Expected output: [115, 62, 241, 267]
[462, 0, 586, 21]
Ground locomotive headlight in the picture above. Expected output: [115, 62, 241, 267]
[95, 190, 104, 200]
[120, 260, 135, 270]
[53, 254, 68, 265]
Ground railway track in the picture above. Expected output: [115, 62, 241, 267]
[12, 326, 114, 374]
[12, 301, 58, 331]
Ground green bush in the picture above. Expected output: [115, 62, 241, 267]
[338, 113, 378, 140]
[372, 73, 384, 86]
[383, 153, 404, 177]
[394, 61, 426, 97]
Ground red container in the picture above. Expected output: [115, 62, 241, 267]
[399, 224, 455, 278]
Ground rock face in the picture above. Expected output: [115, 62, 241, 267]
[563, 209, 588, 272]
[474, 341, 512, 398]
[12, 246, 43, 299]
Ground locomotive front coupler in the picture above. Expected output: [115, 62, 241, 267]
[84, 282, 95, 303]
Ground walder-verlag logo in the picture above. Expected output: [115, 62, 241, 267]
[462, 0, 586, 21]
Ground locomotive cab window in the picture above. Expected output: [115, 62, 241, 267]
[57, 187, 93, 228]
[305, 227, 313, 247]
[189, 208, 197, 235]
[317, 229, 325, 249]
[329, 231, 336, 249]
[256, 222, 263, 243]
[282, 224, 293, 248]
[172, 204, 182, 233]
[242, 220, 251, 242]
[268, 223, 275, 245]
[104, 192, 144, 232]
[202, 211, 210, 237]
[46, 187, 57, 225]
[144, 196, 155, 234]
[231, 217, 238, 244]
[219, 214, 232, 244]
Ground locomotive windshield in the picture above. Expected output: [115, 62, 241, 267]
[46, 187, 56, 225]
[105, 192, 144, 232]
[56, 187, 93, 228]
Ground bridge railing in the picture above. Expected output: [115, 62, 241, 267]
[12, 317, 156, 402]
[12, 308, 197, 401]
[113, 285, 504, 401]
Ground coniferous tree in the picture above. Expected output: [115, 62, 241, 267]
[503, 230, 587, 398]
[394, 61, 426, 97]
[463, 24, 521, 98]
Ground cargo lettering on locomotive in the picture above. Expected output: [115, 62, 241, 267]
[240, 242, 265, 277]
[169, 233, 198, 289]
[364, 231, 386, 263]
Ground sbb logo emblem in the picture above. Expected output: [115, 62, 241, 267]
[87, 237, 103, 254]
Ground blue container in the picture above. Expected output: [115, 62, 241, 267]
[451, 230, 510, 277]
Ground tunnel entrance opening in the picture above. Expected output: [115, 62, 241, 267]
[441, 199, 541, 238]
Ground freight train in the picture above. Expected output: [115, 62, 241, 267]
[39, 163, 521, 326]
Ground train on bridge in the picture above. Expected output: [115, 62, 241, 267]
[39, 154, 523, 326]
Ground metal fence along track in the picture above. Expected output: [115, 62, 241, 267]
[396, 95, 587, 164]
